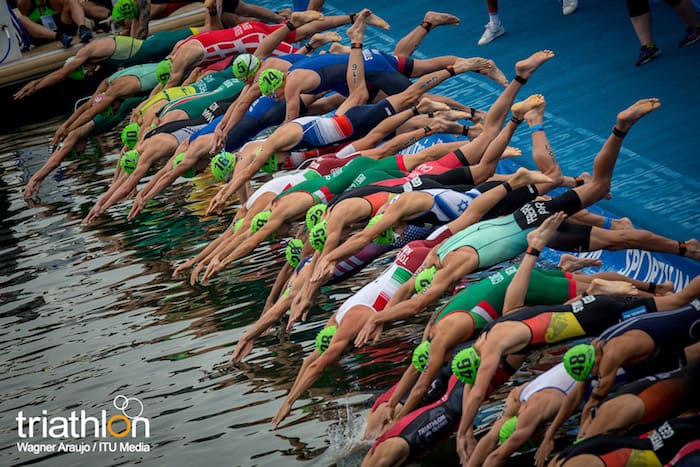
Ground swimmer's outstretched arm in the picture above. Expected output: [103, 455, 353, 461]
[24, 122, 95, 200]
[311, 194, 430, 283]
[53, 79, 110, 144]
[14, 44, 101, 99]
[230, 288, 295, 363]
[534, 381, 587, 467]
[203, 210, 290, 281]
[83, 169, 131, 223]
[501, 212, 567, 314]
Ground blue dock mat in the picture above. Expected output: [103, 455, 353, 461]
[262, 0, 700, 241]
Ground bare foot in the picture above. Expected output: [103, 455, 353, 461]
[276, 8, 291, 19]
[290, 10, 322, 25]
[511, 94, 545, 120]
[477, 59, 508, 87]
[434, 109, 472, 120]
[453, 57, 508, 86]
[424, 11, 460, 27]
[308, 31, 342, 49]
[501, 146, 521, 158]
[364, 9, 390, 30]
[612, 217, 633, 230]
[470, 108, 487, 123]
[653, 281, 675, 295]
[615, 98, 661, 132]
[683, 238, 700, 260]
[329, 43, 350, 54]
[577, 172, 592, 184]
[514, 50, 555, 81]
[347, 9, 370, 42]
[558, 253, 602, 272]
[511, 167, 553, 187]
[466, 123, 484, 138]
[587, 278, 639, 296]
[416, 97, 451, 113]
[452, 57, 481, 73]
[524, 103, 546, 124]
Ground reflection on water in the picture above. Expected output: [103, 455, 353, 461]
[1, 121, 552, 467]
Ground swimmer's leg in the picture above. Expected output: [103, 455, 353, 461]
[573, 98, 660, 207]
[394, 11, 460, 56]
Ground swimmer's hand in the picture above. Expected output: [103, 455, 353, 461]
[534, 437, 555, 467]
[206, 189, 228, 216]
[190, 261, 208, 285]
[354, 316, 383, 347]
[211, 124, 226, 155]
[287, 295, 311, 331]
[51, 125, 69, 146]
[272, 400, 293, 430]
[456, 429, 477, 466]
[128, 196, 146, 220]
[83, 203, 105, 225]
[172, 258, 197, 278]
[14, 80, 38, 100]
[230, 334, 254, 363]
[201, 257, 224, 282]
[526, 211, 567, 251]
[23, 177, 42, 201]
[310, 256, 335, 283]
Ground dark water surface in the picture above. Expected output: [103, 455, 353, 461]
[1, 117, 546, 466]
[0, 120, 466, 466]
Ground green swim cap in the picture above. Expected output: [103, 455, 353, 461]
[285, 238, 304, 267]
[499, 416, 537, 451]
[251, 210, 271, 233]
[309, 220, 327, 251]
[232, 218, 245, 233]
[121, 122, 140, 148]
[367, 214, 394, 245]
[65, 57, 85, 80]
[155, 59, 172, 86]
[258, 68, 284, 96]
[210, 151, 236, 180]
[415, 266, 437, 293]
[412, 341, 431, 372]
[120, 149, 139, 174]
[232, 53, 261, 79]
[315, 325, 337, 354]
[172, 152, 196, 178]
[305, 203, 327, 231]
[563, 344, 596, 382]
[452, 347, 481, 385]
[113, 0, 137, 22]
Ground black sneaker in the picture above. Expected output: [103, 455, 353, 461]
[79, 25, 93, 44]
[57, 31, 73, 48]
[635, 44, 661, 66]
[679, 26, 700, 47]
